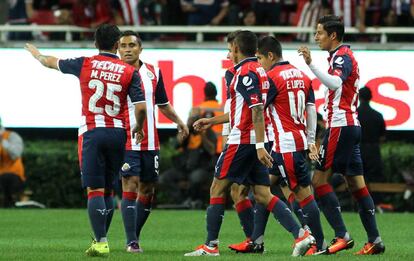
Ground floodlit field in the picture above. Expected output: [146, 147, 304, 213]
[0, 209, 412, 260]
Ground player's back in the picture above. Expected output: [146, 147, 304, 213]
[77, 54, 137, 134]
[266, 61, 313, 153]
[326, 45, 360, 128]
[227, 57, 269, 144]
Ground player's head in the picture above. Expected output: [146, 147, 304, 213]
[119, 30, 143, 65]
[226, 30, 241, 63]
[204, 82, 217, 101]
[359, 86, 372, 103]
[232, 30, 258, 63]
[94, 24, 121, 52]
[257, 36, 283, 71]
[315, 15, 344, 51]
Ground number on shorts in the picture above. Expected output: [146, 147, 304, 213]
[88, 79, 122, 116]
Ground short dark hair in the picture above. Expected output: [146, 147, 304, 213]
[120, 30, 142, 46]
[94, 24, 121, 51]
[226, 30, 241, 43]
[204, 82, 217, 99]
[257, 36, 282, 58]
[234, 30, 257, 57]
[359, 87, 372, 102]
[318, 15, 344, 42]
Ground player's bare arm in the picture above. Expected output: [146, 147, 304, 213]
[251, 105, 273, 168]
[25, 43, 59, 70]
[131, 102, 147, 144]
[158, 103, 189, 142]
[193, 112, 229, 132]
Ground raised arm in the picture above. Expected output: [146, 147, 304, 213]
[25, 43, 59, 70]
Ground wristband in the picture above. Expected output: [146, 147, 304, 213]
[255, 142, 265, 150]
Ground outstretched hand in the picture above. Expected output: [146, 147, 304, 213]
[25, 43, 41, 59]
[308, 143, 320, 162]
[177, 123, 189, 143]
[193, 118, 212, 132]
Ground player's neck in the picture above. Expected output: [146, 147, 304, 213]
[329, 42, 342, 52]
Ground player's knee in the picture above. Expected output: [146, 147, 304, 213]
[139, 182, 155, 195]
[346, 175, 366, 192]
[312, 171, 328, 187]
[122, 176, 139, 192]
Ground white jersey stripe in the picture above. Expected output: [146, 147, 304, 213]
[95, 115, 105, 128]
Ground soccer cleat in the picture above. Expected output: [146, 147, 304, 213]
[355, 242, 385, 255]
[184, 244, 219, 256]
[304, 244, 327, 256]
[229, 239, 264, 254]
[292, 230, 315, 257]
[327, 237, 354, 254]
[126, 241, 143, 253]
[85, 240, 109, 257]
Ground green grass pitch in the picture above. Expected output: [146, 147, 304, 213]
[0, 209, 412, 260]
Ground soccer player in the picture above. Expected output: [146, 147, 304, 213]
[25, 24, 147, 256]
[184, 30, 314, 257]
[255, 36, 326, 254]
[118, 30, 189, 253]
[298, 15, 385, 255]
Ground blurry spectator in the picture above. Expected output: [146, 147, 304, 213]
[0, 1, 10, 24]
[111, 0, 159, 26]
[158, 111, 217, 208]
[295, 0, 323, 41]
[72, 0, 113, 28]
[357, 87, 387, 205]
[383, 0, 414, 41]
[227, 0, 251, 25]
[7, 0, 33, 40]
[0, 117, 25, 208]
[241, 8, 256, 26]
[159, 0, 186, 25]
[193, 82, 224, 154]
[254, 0, 282, 25]
[181, 0, 229, 25]
[322, 0, 366, 33]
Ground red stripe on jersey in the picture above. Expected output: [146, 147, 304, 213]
[147, 63, 160, 149]
[325, 127, 341, 170]
[283, 152, 298, 190]
[240, 104, 252, 144]
[124, 103, 133, 150]
[78, 135, 83, 169]
[219, 144, 238, 179]
[292, 131, 304, 151]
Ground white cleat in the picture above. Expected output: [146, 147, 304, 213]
[292, 230, 316, 257]
[184, 244, 219, 256]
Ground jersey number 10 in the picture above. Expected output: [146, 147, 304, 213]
[88, 79, 122, 116]
[288, 90, 306, 124]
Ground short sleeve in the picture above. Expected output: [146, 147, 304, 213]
[155, 71, 169, 105]
[264, 78, 278, 109]
[331, 55, 353, 82]
[128, 70, 145, 104]
[58, 57, 84, 78]
[235, 71, 262, 108]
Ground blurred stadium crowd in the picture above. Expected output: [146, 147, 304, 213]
[2, 0, 414, 41]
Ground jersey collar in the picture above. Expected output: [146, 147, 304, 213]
[234, 57, 257, 70]
[329, 44, 350, 56]
[270, 60, 289, 70]
[99, 52, 119, 59]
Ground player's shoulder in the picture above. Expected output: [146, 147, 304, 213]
[140, 62, 160, 80]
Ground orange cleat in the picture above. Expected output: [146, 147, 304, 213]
[228, 238, 264, 254]
[327, 237, 354, 254]
[305, 244, 327, 256]
[228, 238, 251, 252]
[355, 242, 385, 255]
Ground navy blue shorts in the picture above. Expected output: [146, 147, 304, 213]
[316, 126, 363, 176]
[269, 150, 310, 190]
[214, 144, 270, 186]
[78, 128, 126, 189]
[120, 150, 160, 182]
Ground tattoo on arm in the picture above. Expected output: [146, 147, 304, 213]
[252, 105, 264, 125]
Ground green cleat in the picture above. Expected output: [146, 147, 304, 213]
[85, 240, 109, 257]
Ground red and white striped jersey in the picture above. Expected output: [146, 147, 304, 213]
[265, 61, 314, 153]
[227, 57, 270, 144]
[124, 62, 169, 151]
[113, 0, 141, 25]
[324, 0, 364, 26]
[58, 52, 145, 135]
[325, 45, 360, 128]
